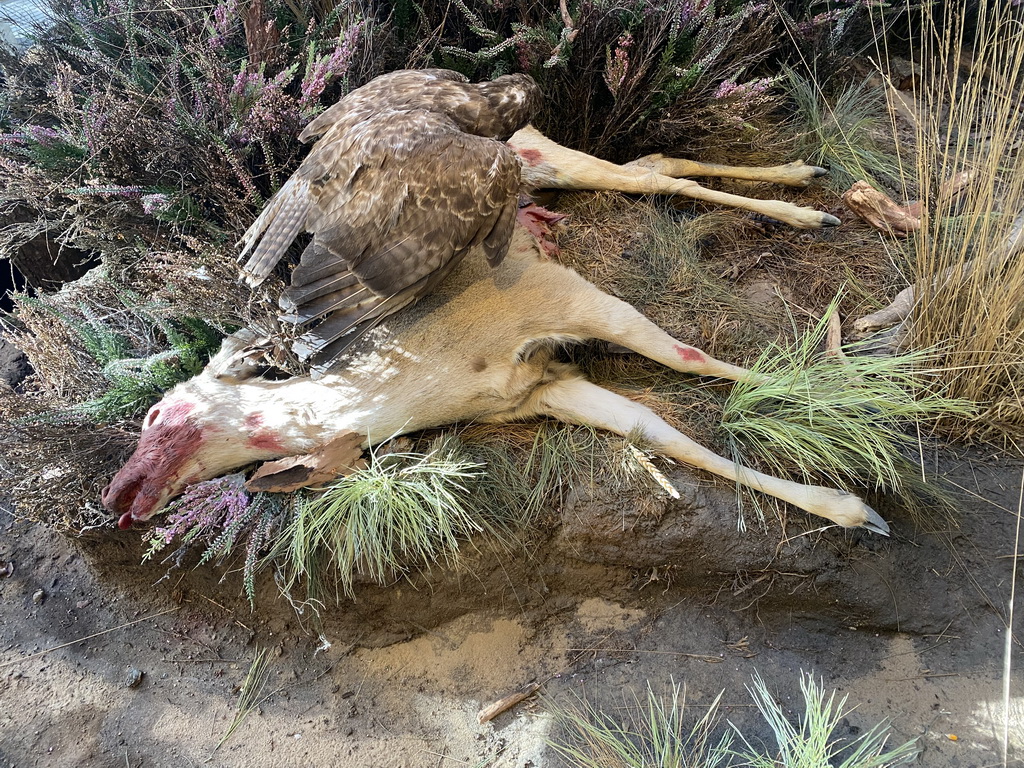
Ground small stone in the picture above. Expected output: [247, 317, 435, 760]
[125, 668, 144, 688]
[32, 589, 45, 604]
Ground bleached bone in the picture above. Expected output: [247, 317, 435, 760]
[103, 232, 886, 534]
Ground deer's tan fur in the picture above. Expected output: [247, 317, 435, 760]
[104, 235, 886, 534]
[103, 131, 886, 534]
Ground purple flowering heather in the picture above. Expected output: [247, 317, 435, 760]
[151, 474, 252, 546]
[81, 104, 109, 156]
[676, 0, 713, 29]
[144, 474, 283, 604]
[230, 70, 263, 102]
[713, 77, 771, 102]
[26, 126, 63, 147]
[68, 184, 145, 199]
[209, 0, 238, 49]
[300, 21, 365, 110]
[604, 32, 633, 96]
[711, 77, 774, 126]
[141, 193, 172, 215]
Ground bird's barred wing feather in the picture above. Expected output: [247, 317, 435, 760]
[298, 69, 470, 144]
[237, 177, 313, 286]
[262, 110, 521, 368]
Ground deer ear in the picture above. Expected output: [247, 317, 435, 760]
[206, 330, 262, 381]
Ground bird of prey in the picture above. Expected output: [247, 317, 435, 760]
[238, 68, 542, 367]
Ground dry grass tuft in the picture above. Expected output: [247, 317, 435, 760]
[0, 391, 137, 532]
[899, 4, 1024, 442]
[555, 195, 766, 356]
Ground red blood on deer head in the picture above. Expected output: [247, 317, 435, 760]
[102, 400, 206, 527]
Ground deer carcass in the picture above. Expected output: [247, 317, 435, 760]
[103, 125, 881, 533]
[102, 228, 887, 535]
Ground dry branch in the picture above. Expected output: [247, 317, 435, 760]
[477, 682, 541, 724]
[825, 310, 849, 364]
[854, 212, 1024, 341]
[841, 181, 921, 237]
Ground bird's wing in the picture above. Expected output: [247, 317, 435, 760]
[298, 69, 470, 144]
[239, 106, 520, 288]
[238, 107, 521, 364]
[275, 110, 521, 365]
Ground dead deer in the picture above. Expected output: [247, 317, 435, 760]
[101, 133, 886, 535]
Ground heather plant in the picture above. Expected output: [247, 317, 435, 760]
[386, 0, 894, 160]
[76, 315, 223, 422]
[0, 0, 367, 295]
[144, 473, 287, 606]
[11, 289, 223, 422]
[0, 0, 367, 524]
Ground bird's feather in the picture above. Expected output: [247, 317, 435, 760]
[237, 68, 541, 369]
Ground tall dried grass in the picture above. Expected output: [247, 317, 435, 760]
[902, 4, 1024, 442]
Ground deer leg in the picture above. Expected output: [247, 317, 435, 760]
[621, 155, 829, 188]
[548, 276, 761, 384]
[509, 126, 840, 229]
[530, 378, 889, 533]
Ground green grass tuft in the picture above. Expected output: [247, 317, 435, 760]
[785, 67, 902, 192]
[735, 671, 918, 767]
[548, 671, 917, 768]
[549, 680, 732, 768]
[279, 442, 495, 601]
[721, 296, 974, 505]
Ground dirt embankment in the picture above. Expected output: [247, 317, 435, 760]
[1, 447, 1020, 768]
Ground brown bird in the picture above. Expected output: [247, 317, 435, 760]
[238, 68, 542, 367]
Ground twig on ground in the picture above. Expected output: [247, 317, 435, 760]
[0, 607, 180, 668]
[477, 682, 542, 723]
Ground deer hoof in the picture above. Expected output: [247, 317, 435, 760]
[816, 488, 890, 534]
[820, 212, 841, 227]
[780, 160, 830, 186]
[860, 505, 891, 536]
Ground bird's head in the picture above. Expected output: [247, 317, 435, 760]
[457, 73, 542, 141]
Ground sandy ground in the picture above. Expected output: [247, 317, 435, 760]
[1, 445, 1021, 768]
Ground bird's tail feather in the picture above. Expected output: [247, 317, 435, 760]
[294, 292, 414, 363]
[238, 178, 312, 287]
